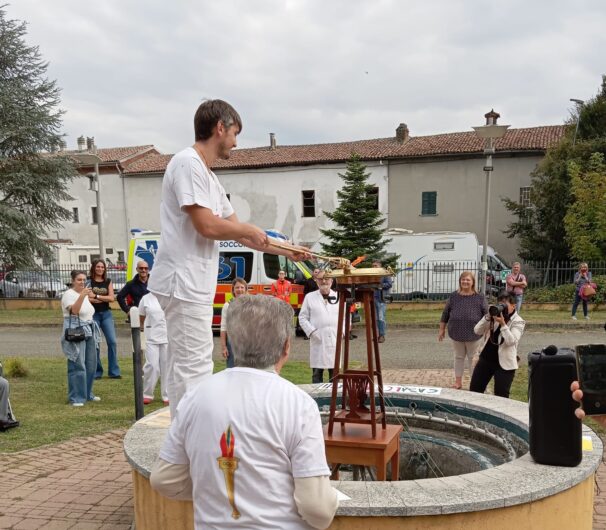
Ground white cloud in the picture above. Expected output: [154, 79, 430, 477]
[6, 0, 606, 153]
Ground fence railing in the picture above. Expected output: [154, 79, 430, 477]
[2, 260, 605, 301]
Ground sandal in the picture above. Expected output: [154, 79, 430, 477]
[452, 384, 463, 390]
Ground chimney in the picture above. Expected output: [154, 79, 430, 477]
[77, 135, 86, 151]
[269, 132, 276, 150]
[396, 123, 409, 144]
[484, 109, 500, 125]
[86, 136, 95, 151]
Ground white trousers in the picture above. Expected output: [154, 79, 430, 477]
[452, 339, 483, 378]
[143, 342, 168, 402]
[155, 294, 214, 418]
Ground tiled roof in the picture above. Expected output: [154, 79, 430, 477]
[122, 125, 566, 175]
[65, 145, 157, 165]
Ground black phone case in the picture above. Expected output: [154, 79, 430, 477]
[528, 347, 582, 467]
[576, 344, 606, 415]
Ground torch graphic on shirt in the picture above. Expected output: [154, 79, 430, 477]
[217, 425, 240, 519]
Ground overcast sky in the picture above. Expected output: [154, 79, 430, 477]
[6, 0, 606, 154]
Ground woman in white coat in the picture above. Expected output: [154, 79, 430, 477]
[298, 271, 339, 384]
[470, 291, 525, 398]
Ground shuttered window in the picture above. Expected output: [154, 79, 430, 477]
[421, 191, 437, 215]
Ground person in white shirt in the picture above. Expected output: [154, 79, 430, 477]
[150, 294, 338, 530]
[147, 99, 309, 417]
[298, 271, 339, 384]
[138, 292, 168, 405]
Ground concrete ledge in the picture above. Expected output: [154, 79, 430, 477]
[124, 386, 602, 528]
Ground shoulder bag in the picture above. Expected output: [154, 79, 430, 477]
[64, 315, 86, 342]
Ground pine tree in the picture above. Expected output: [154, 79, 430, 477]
[320, 154, 396, 267]
[0, 7, 76, 268]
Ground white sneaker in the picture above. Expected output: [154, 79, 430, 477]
[90, 396, 101, 402]
[571, 316, 577, 321]
[585, 316, 591, 320]
[72, 402, 84, 407]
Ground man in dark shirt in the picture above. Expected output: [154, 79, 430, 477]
[304, 268, 321, 297]
[117, 261, 150, 319]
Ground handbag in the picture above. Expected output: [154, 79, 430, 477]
[582, 283, 596, 298]
[64, 315, 86, 342]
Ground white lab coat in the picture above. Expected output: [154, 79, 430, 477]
[299, 289, 339, 369]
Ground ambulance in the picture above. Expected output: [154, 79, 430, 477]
[126, 229, 312, 328]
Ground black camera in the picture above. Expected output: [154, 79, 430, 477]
[488, 303, 507, 317]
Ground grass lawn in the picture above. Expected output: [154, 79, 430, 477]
[1, 357, 312, 453]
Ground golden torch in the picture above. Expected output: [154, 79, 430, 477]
[217, 425, 240, 519]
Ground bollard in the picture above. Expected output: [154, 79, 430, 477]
[129, 306, 145, 421]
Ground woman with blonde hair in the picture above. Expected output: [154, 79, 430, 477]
[571, 262, 593, 320]
[438, 271, 488, 389]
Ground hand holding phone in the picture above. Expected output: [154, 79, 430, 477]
[575, 344, 606, 415]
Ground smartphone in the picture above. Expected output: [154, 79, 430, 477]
[575, 344, 606, 415]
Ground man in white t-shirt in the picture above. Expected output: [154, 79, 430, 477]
[148, 99, 308, 417]
[150, 295, 338, 530]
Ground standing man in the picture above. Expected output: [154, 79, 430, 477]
[372, 260, 392, 343]
[299, 271, 339, 384]
[303, 267, 321, 297]
[271, 270, 292, 303]
[148, 99, 307, 417]
[505, 262, 527, 313]
[117, 260, 150, 321]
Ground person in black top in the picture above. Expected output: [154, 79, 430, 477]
[117, 260, 150, 319]
[469, 291, 525, 398]
[89, 259, 121, 379]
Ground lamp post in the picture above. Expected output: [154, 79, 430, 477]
[72, 137, 105, 261]
[472, 110, 510, 296]
[570, 98, 584, 146]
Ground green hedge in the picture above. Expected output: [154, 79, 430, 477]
[525, 275, 606, 304]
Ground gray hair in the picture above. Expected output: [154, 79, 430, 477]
[226, 295, 293, 369]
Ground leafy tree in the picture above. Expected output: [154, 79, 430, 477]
[504, 76, 606, 261]
[564, 153, 606, 261]
[0, 6, 76, 268]
[320, 154, 396, 268]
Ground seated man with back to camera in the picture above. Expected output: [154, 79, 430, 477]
[150, 294, 338, 530]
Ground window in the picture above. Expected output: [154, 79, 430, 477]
[368, 187, 379, 210]
[302, 190, 315, 217]
[105, 248, 114, 255]
[519, 186, 531, 207]
[78, 255, 88, 263]
[72, 207, 79, 223]
[421, 191, 437, 215]
[434, 242, 455, 251]
[117, 251, 125, 263]
[263, 253, 299, 281]
[91, 206, 98, 225]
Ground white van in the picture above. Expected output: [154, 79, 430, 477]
[126, 229, 312, 327]
[384, 231, 510, 298]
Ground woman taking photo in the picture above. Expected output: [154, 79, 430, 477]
[89, 259, 121, 379]
[439, 271, 488, 390]
[61, 270, 100, 406]
[220, 277, 248, 368]
[470, 291, 526, 398]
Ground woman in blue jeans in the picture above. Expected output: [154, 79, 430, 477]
[89, 259, 121, 378]
[61, 270, 101, 405]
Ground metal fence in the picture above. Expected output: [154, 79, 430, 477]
[2, 260, 606, 300]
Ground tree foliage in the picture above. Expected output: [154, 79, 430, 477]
[0, 6, 76, 267]
[320, 154, 396, 268]
[564, 153, 606, 261]
[504, 76, 606, 261]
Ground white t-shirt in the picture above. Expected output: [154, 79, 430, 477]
[148, 147, 234, 305]
[159, 367, 329, 530]
[219, 300, 231, 332]
[61, 288, 95, 321]
[138, 293, 168, 344]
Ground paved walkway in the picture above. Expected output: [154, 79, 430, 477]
[0, 369, 604, 529]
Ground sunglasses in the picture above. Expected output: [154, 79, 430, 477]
[138, 267, 149, 271]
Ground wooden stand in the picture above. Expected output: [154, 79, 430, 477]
[324, 423, 403, 481]
[327, 281, 386, 438]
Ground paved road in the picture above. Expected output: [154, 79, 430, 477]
[2, 326, 604, 369]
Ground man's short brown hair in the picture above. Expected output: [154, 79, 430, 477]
[194, 99, 242, 141]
